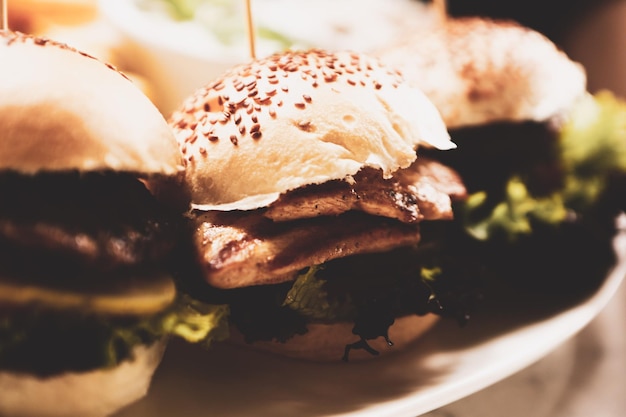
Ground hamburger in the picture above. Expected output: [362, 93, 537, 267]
[377, 17, 626, 294]
[0, 30, 227, 417]
[169, 49, 482, 362]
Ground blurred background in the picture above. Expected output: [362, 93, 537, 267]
[446, 0, 626, 98]
[8, 0, 625, 114]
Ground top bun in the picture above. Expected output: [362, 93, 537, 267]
[0, 30, 183, 176]
[169, 49, 453, 211]
[377, 17, 587, 128]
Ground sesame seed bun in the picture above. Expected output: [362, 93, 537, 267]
[169, 49, 454, 211]
[377, 17, 587, 128]
[229, 314, 440, 362]
[0, 339, 167, 417]
[0, 30, 183, 176]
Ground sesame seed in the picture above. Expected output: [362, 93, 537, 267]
[200, 124, 213, 136]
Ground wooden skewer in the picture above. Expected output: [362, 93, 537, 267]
[433, 0, 448, 23]
[1, 0, 8, 31]
[244, 0, 256, 59]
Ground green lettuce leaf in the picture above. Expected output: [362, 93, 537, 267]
[283, 266, 357, 322]
[462, 91, 626, 242]
[0, 296, 229, 375]
[109, 293, 230, 352]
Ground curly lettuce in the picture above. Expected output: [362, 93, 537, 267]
[462, 91, 626, 242]
[0, 295, 228, 376]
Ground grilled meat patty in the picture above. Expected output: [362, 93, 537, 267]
[0, 171, 181, 291]
[190, 158, 467, 289]
[265, 157, 467, 223]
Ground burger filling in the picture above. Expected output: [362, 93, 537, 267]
[421, 91, 626, 292]
[183, 91, 626, 360]
[182, 158, 483, 359]
[0, 171, 228, 376]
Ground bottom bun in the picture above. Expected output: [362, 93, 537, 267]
[230, 314, 440, 362]
[0, 339, 167, 417]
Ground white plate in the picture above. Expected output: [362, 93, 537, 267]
[112, 222, 626, 417]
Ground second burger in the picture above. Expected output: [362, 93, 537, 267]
[168, 49, 483, 361]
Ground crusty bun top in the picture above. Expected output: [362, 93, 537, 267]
[377, 17, 587, 128]
[169, 49, 453, 211]
[0, 30, 184, 176]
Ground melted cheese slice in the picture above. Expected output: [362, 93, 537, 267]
[0, 273, 176, 316]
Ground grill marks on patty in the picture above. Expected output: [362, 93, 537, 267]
[191, 158, 467, 289]
[193, 211, 422, 289]
[265, 157, 467, 223]
[0, 172, 180, 286]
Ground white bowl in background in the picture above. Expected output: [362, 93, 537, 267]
[98, 0, 442, 116]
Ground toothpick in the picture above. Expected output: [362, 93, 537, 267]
[244, 0, 256, 59]
[434, 0, 448, 23]
[1, 0, 8, 31]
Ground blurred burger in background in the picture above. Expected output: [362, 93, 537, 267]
[445, 0, 626, 98]
[377, 16, 626, 295]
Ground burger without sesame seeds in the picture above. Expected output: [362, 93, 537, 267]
[377, 17, 626, 295]
[0, 30, 227, 417]
[169, 49, 482, 362]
